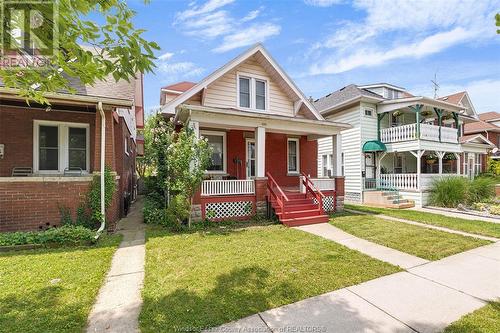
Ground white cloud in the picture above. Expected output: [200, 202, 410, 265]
[174, 1, 280, 52]
[212, 23, 281, 53]
[308, 0, 498, 74]
[156, 52, 204, 83]
[304, 0, 344, 7]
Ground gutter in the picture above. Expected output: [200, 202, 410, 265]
[95, 101, 106, 239]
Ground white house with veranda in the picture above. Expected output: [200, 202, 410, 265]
[315, 83, 494, 208]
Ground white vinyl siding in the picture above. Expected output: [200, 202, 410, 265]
[317, 136, 333, 176]
[341, 128, 362, 199]
[203, 56, 294, 116]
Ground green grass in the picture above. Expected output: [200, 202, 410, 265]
[330, 212, 490, 260]
[139, 224, 400, 332]
[0, 235, 122, 333]
[345, 204, 500, 239]
[444, 302, 500, 333]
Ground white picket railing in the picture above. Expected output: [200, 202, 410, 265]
[201, 179, 255, 196]
[380, 123, 458, 143]
[379, 174, 419, 190]
[299, 177, 335, 193]
[380, 124, 417, 143]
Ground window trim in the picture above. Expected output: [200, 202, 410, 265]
[33, 120, 90, 174]
[200, 130, 227, 174]
[364, 108, 375, 117]
[124, 136, 129, 156]
[287, 137, 300, 174]
[236, 72, 269, 112]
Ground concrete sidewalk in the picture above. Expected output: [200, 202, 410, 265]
[87, 197, 145, 333]
[207, 225, 499, 333]
[412, 206, 500, 224]
[296, 223, 429, 269]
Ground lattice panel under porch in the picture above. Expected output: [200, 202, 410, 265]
[313, 195, 336, 212]
[205, 201, 254, 219]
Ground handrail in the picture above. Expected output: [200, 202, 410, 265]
[301, 173, 325, 215]
[266, 172, 289, 202]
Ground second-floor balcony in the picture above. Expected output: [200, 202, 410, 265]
[380, 123, 458, 144]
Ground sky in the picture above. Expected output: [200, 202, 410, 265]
[127, 0, 500, 115]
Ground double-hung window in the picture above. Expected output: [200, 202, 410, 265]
[238, 73, 267, 111]
[34, 120, 89, 173]
[201, 130, 226, 174]
[287, 138, 299, 174]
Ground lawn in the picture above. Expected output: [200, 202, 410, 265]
[444, 302, 500, 333]
[330, 212, 491, 260]
[345, 204, 500, 239]
[0, 235, 121, 333]
[139, 224, 400, 332]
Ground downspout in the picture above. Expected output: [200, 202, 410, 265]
[95, 101, 106, 239]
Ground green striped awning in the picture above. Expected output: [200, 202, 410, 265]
[362, 140, 387, 152]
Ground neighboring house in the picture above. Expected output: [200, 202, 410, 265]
[0, 74, 144, 232]
[462, 111, 500, 162]
[315, 83, 493, 207]
[160, 44, 349, 225]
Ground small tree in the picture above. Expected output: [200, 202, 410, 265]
[149, 114, 174, 206]
[168, 125, 211, 227]
[136, 115, 157, 179]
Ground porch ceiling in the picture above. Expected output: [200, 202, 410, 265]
[377, 96, 465, 114]
[178, 104, 351, 137]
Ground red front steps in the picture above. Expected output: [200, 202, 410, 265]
[270, 191, 329, 227]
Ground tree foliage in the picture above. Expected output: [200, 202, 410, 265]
[0, 0, 159, 104]
[136, 115, 157, 178]
[496, 13, 500, 34]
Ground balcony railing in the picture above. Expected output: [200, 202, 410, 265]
[299, 177, 335, 193]
[201, 179, 255, 196]
[380, 123, 458, 144]
[377, 173, 464, 191]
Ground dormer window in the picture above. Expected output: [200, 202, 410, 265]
[237, 73, 268, 111]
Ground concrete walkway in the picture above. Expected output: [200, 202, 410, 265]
[87, 197, 145, 333]
[345, 208, 499, 242]
[412, 206, 500, 224]
[296, 223, 429, 269]
[207, 224, 499, 333]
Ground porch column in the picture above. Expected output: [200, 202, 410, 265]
[409, 104, 423, 139]
[255, 126, 266, 178]
[410, 150, 425, 190]
[436, 151, 445, 175]
[376, 152, 387, 187]
[454, 153, 460, 175]
[333, 134, 342, 176]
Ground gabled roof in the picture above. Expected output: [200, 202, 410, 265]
[161, 81, 196, 93]
[438, 91, 466, 105]
[314, 84, 385, 114]
[479, 111, 500, 122]
[464, 120, 500, 134]
[460, 134, 495, 147]
[160, 43, 323, 120]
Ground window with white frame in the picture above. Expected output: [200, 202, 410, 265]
[322, 155, 328, 176]
[201, 130, 226, 173]
[474, 154, 482, 175]
[34, 120, 89, 173]
[364, 108, 374, 117]
[287, 138, 299, 174]
[124, 136, 129, 155]
[237, 73, 268, 111]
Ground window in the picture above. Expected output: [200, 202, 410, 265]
[475, 154, 482, 175]
[34, 121, 89, 173]
[341, 152, 344, 176]
[237, 73, 268, 111]
[322, 155, 328, 176]
[364, 108, 374, 117]
[287, 138, 299, 174]
[239, 77, 250, 108]
[202, 131, 226, 173]
[329, 154, 333, 176]
[124, 136, 129, 156]
[39, 125, 58, 170]
[255, 80, 266, 110]
[68, 128, 87, 170]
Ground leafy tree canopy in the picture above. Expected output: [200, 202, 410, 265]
[0, 0, 159, 104]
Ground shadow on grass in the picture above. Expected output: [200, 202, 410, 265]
[0, 285, 87, 333]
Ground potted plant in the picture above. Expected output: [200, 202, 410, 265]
[392, 110, 403, 118]
[426, 153, 438, 165]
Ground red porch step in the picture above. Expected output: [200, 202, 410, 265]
[269, 190, 329, 227]
[281, 215, 329, 227]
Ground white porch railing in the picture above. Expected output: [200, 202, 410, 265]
[379, 174, 419, 190]
[380, 124, 417, 143]
[299, 177, 335, 193]
[380, 123, 458, 143]
[201, 179, 255, 196]
[378, 173, 464, 191]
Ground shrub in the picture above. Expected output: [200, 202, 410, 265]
[143, 195, 166, 225]
[429, 176, 469, 207]
[0, 225, 95, 247]
[467, 177, 495, 204]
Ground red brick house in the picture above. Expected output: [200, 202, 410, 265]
[0, 75, 144, 232]
[160, 44, 349, 226]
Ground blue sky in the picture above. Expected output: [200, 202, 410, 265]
[128, 0, 500, 115]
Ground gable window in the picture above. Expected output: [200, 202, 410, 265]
[201, 130, 226, 173]
[237, 73, 268, 111]
[364, 108, 374, 117]
[287, 138, 299, 174]
[34, 120, 89, 173]
[239, 77, 250, 108]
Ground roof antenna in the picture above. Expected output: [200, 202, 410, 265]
[431, 71, 439, 99]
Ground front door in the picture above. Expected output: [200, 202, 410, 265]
[246, 139, 256, 178]
[364, 152, 376, 189]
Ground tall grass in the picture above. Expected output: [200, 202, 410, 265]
[429, 176, 496, 208]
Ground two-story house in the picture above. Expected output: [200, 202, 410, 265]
[160, 44, 349, 226]
[315, 83, 493, 208]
